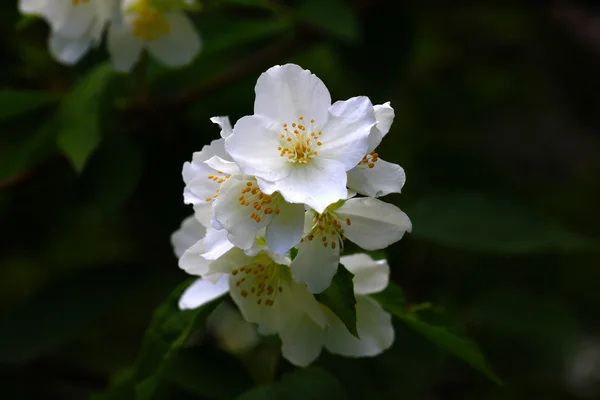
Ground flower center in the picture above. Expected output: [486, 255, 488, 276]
[232, 260, 284, 307]
[238, 180, 281, 223]
[130, 0, 171, 41]
[277, 116, 323, 164]
[302, 211, 351, 250]
[204, 170, 231, 202]
[358, 151, 379, 169]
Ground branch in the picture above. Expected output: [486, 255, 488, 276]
[128, 29, 321, 114]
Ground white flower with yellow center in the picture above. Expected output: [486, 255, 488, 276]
[225, 64, 377, 214]
[212, 175, 305, 254]
[347, 102, 406, 198]
[291, 197, 412, 293]
[172, 216, 328, 366]
[182, 117, 238, 226]
[107, 0, 201, 72]
[19, 0, 119, 64]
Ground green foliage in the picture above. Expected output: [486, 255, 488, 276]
[57, 63, 116, 173]
[406, 192, 594, 254]
[295, 0, 360, 42]
[0, 264, 140, 363]
[97, 280, 226, 399]
[373, 282, 502, 385]
[316, 264, 358, 338]
[0, 90, 60, 121]
[237, 367, 347, 400]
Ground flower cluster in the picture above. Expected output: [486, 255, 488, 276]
[172, 64, 412, 366]
[18, 0, 201, 71]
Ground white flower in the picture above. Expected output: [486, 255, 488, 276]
[19, 0, 119, 65]
[225, 64, 377, 213]
[212, 175, 305, 254]
[291, 197, 412, 293]
[107, 0, 201, 72]
[182, 117, 239, 226]
[347, 102, 406, 198]
[323, 253, 394, 357]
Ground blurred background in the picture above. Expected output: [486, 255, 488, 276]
[1, 0, 600, 398]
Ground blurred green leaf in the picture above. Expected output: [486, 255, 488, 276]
[406, 192, 594, 254]
[164, 347, 253, 399]
[0, 121, 57, 182]
[237, 367, 347, 400]
[374, 282, 502, 385]
[218, 0, 277, 12]
[0, 264, 139, 363]
[0, 90, 59, 121]
[316, 264, 358, 338]
[296, 0, 359, 42]
[57, 63, 115, 173]
[98, 280, 225, 400]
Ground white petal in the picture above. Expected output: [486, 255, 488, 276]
[49, 33, 91, 65]
[107, 25, 144, 72]
[201, 227, 234, 260]
[336, 197, 412, 250]
[55, 4, 95, 38]
[171, 215, 206, 258]
[346, 159, 406, 198]
[178, 240, 212, 276]
[265, 200, 305, 254]
[187, 138, 229, 166]
[203, 156, 241, 176]
[324, 295, 394, 357]
[254, 64, 331, 125]
[182, 161, 221, 206]
[291, 233, 340, 293]
[212, 177, 270, 250]
[340, 254, 389, 295]
[280, 313, 325, 367]
[374, 102, 395, 137]
[366, 126, 384, 153]
[319, 96, 376, 170]
[178, 276, 229, 310]
[193, 203, 212, 227]
[147, 12, 201, 68]
[210, 116, 233, 138]
[268, 158, 347, 214]
[225, 115, 291, 182]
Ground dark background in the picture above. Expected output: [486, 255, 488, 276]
[1, 0, 599, 398]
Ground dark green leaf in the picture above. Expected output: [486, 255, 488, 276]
[0, 264, 140, 363]
[164, 347, 253, 400]
[406, 192, 594, 254]
[296, 0, 360, 42]
[98, 280, 225, 400]
[0, 90, 60, 121]
[374, 282, 502, 385]
[57, 63, 115, 173]
[236, 367, 347, 400]
[316, 264, 358, 338]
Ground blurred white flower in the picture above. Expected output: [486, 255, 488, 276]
[19, 0, 120, 64]
[107, 0, 201, 72]
[291, 197, 412, 293]
[347, 102, 407, 198]
[225, 64, 377, 213]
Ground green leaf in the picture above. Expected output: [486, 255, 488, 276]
[236, 367, 347, 400]
[97, 280, 226, 400]
[296, 0, 360, 42]
[316, 264, 358, 338]
[406, 192, 594, 254]
[164, 347, 253, 400]
[57, 64, 116, 173]
[0, 264, 140, 363]
[0, 90, 60, 121]
[374, 282, 502, 385]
